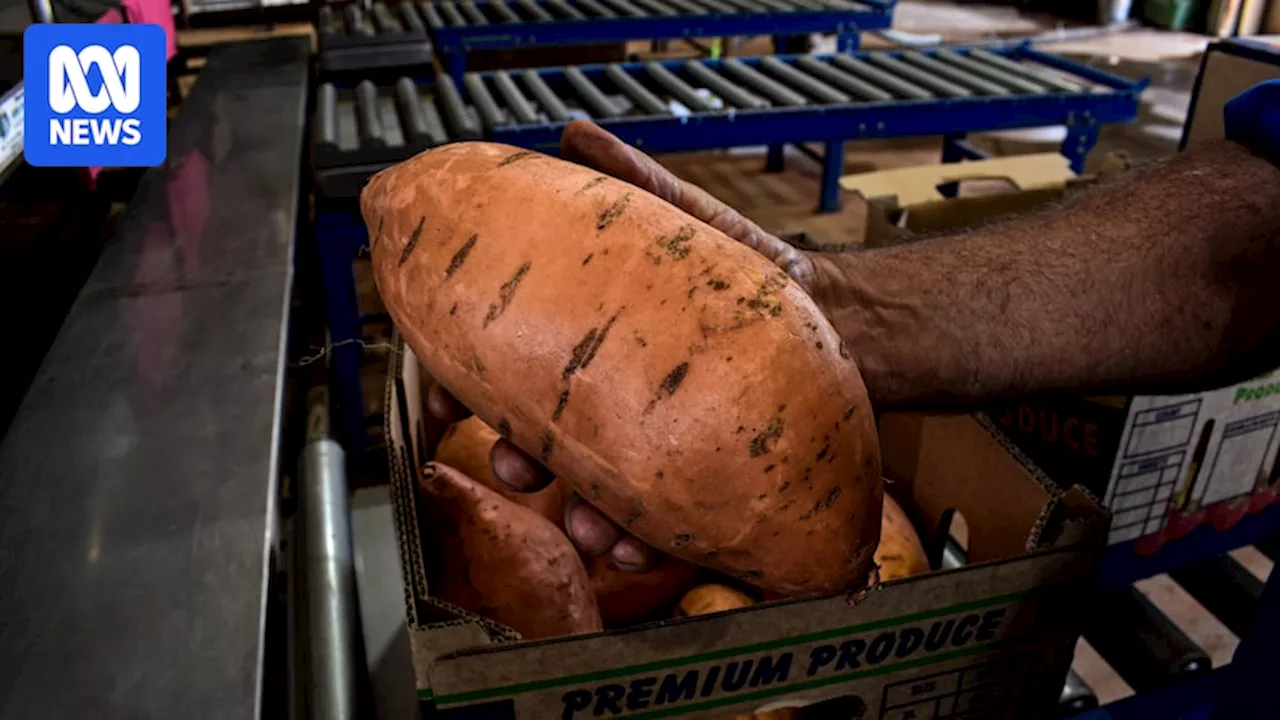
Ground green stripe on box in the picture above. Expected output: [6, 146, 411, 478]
[434, 588, 1032, 705]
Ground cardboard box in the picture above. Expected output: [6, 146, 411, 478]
[857, 172, 1280, 555]
[385, 339, 1107, 719]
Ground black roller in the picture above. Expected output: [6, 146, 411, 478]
[760, 56, 850, 103]
[421, 98, 450, 144]
[684, 61, 768, 108]
[1083, 586, 1211, 693]
[439, 1, 468, 25]
[600, 0, 648, 15]
[419, 1, 446, 28]
[643, 63, 712, 113]
[494, 71, 539, 124]
[565, 66, 621, 118]
[865, 53, 970, 98]
[436, 74, 482, 139]
[721, 58, 807, 106]
[632, 0, 680, 14]
[399, 0, 426, 32]
[343, 5, 368, 35]
[901, 51, 1009, 96]
[356, 81, 386, 148]
[1170, 555, 1264, 638]
[490, 0, 522, 21]
[546, 0, 586, 17]
[831, 54, 932, 99]
[460, 0, 489, 23]
[316, 82, 338, 150]
[516, 0, 556, 19]
[317, 5, 336, 35]
[371, 3, 401, 32]
[936, 50, 1046, 94]
[576, 0, 616, 15]
[609, 65, 672, 114]
[794, 56, 893, 102]
[395, 77, 433, 145]
[970, 49, 1083, 93]
[521, 69, 572, 121]
[464, 73, 506, 129]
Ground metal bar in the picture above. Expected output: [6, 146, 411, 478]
[490, 0, 522, 21]
[819, 139, 844, 213]
[684, 61, 769, 108]
[969, 48, 1083, 93]
[664, 0, 709, 13]
[316, 83, 339, 150]
[1060, 669, 1099, 713]
[460, 0, 490, 23]
[522, 70, 572, 121]
[371, 2, 401, 32]
[642, 63, 711, 113]
[356, 80, 386, 147]
[399, 0, 426, 32]
[439, 1, 467, 25]
[494, 71, 540, 124]
[721, 58, 808, 106]
[546, 0, 587, 17]
[754, 0, 797, 10]
[717, 0, 768, 11]
[1084, 586, 1211, 693]
[566, 66, 622, 118]
[691, 0, 734, 11]
[760, 56, 851, 103]
[830, 54, 933, 99]
[865, 53, 971, 98]
[935, 49, 1045, 94]
[599, 0, 648, 14]
[1170, 555, 1263, 638]
[576, 0, 616, 16]
[516, 0, 556, 19]
[465, 73, 507, 129]
[318, 5, 336, 35]
[608, 65, 672, 114]
[785, 0, 824, 9]
[1018, 47, 1143, 91]
[421, 98, 450, 144]
[419, 1, 445, 28]
[794, 56, 892, 102]
[436, 73, 482, 138]
[343, 5, 366, 34]
[902, 51, 1010, 96]
[297, 439, 361, 720]
[395, 77, 433, 145]
[28, 0, 53, 22]
[632, 0, 680, 14]
[815, 0, 862, 8]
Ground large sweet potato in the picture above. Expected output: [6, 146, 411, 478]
[876, 495, 930, 582]
[365, 142, 882, 596]
[589, 554, 702, 627]
[419, 462, 602, 639]
[436, 416, 568, 526]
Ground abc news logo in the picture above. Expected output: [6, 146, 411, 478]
[48, 44, 143, 146]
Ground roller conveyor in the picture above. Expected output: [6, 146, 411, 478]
[312, 45, 1145, 208]
[318, 1, 434, 73]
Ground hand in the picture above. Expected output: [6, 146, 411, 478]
[427, 120, 848, 570]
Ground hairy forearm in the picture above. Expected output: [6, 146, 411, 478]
[824, 141, 1280, 407]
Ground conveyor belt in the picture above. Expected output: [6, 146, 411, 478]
[313, 44, 1145, 200]
[318, 1, 435, 72]
[320, 0, 893, 75]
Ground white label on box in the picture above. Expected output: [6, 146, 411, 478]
[1200, 410, 1280, 505]
[0, 83, 24, 177]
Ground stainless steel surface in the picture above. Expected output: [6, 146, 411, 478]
[0, 36, 308, 720]
[297, 440, 361, 720]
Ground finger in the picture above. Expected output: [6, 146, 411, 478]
[490, 438, 555, 493]
[564, 493, 620, 556]
[611, 535, 662, 573]
[426, 382, 472, 424]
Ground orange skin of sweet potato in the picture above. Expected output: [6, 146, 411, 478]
[589, 553, 702, 627]
[419, 462, 603, 639]
[365, 142, 882, 596]
[436, 416, 569, 527]
[876, 494, 930, 582]
[675, 583, 756, 617]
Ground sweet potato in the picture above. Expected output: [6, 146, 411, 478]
[876, 494, 930, 582]
[419, 462, 602, 639]
[436, 416, 569, 526]
[674, 583, 756, 617]
[365, 142, 882, 596]
[589, 554, 702, 627]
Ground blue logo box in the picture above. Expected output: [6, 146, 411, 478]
[24, 24, 167, 167]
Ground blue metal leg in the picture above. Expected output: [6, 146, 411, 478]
[1062, 124, 1100, 175]
[766, 144, 785, 173]
[447, 50, 466, 86]
[837, 30, 859, 53]
[938, 134, 968, 199]
[819, 140, 844, 214]
[316, 212, 369, 452]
